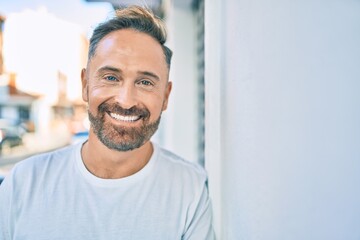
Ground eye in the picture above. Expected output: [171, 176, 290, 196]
[104, 75, 118, 81]
[137, 79, 154, 86]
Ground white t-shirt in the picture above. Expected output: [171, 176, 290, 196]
[0, 142, 215, 240]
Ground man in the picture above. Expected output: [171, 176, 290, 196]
[0, 6, 215, 240]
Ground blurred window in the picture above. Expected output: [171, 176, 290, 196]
[18, 106, 30, 121]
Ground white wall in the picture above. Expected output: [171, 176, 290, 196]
[155, 2, 200, 163]
[206, 0, 360, 239]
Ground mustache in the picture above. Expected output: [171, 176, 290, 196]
[98, 102, 150, 119]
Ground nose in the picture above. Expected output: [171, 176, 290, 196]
[114, 84, 137, 109]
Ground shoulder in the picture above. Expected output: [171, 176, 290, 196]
[2, 143, 81, 198]
[156, 146, 208, 187]
[8, 143, 79, 181]
[158, 147, 207, 174]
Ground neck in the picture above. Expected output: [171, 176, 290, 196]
[81, 132, 153, 179]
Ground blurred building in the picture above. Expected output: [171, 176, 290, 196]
[0, 16, 38, 130]
[2, 8, 89, 136]
[0, 73, 38, 131]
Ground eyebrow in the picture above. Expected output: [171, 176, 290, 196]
[97, 66, 122, 74]
[138, 71, 160, 81]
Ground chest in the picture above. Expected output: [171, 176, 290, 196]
[12, 181, 187, 240]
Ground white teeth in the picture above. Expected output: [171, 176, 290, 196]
[110, 113, 141, 122]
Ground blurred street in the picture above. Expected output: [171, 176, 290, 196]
[0, 130, 71, 176]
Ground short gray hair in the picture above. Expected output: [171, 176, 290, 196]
[88, 6, 173, 69]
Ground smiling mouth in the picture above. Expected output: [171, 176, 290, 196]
[109, 112, 142, 122]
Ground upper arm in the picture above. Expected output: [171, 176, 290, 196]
[182, 179, 216, 240]
[0, 174, 13, 240]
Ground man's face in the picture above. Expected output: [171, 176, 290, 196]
[81, 29, 172, 151]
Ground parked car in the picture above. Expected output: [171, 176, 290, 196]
[0, 120, 25, 154]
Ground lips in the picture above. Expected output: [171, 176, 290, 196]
[109, 112, 141, 122]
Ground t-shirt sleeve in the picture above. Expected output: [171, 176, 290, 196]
[182, 179, 216, 240]
[0, 174, 13, 240]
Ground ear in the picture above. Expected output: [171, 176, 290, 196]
[162, 81, 172, 111]
[81, 68, 89, 102]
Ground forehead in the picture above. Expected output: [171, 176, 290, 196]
[89, 29, 168, 75]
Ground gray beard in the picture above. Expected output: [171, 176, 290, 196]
[88, 110, 161, 152]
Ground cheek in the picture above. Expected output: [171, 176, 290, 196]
[145, 96, 166, 119]
[90, 88, 107, 99]
[144, 87, 169, 115]
[87, 87, 112, 109]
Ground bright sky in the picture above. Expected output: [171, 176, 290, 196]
[0, 0, 114, 36]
